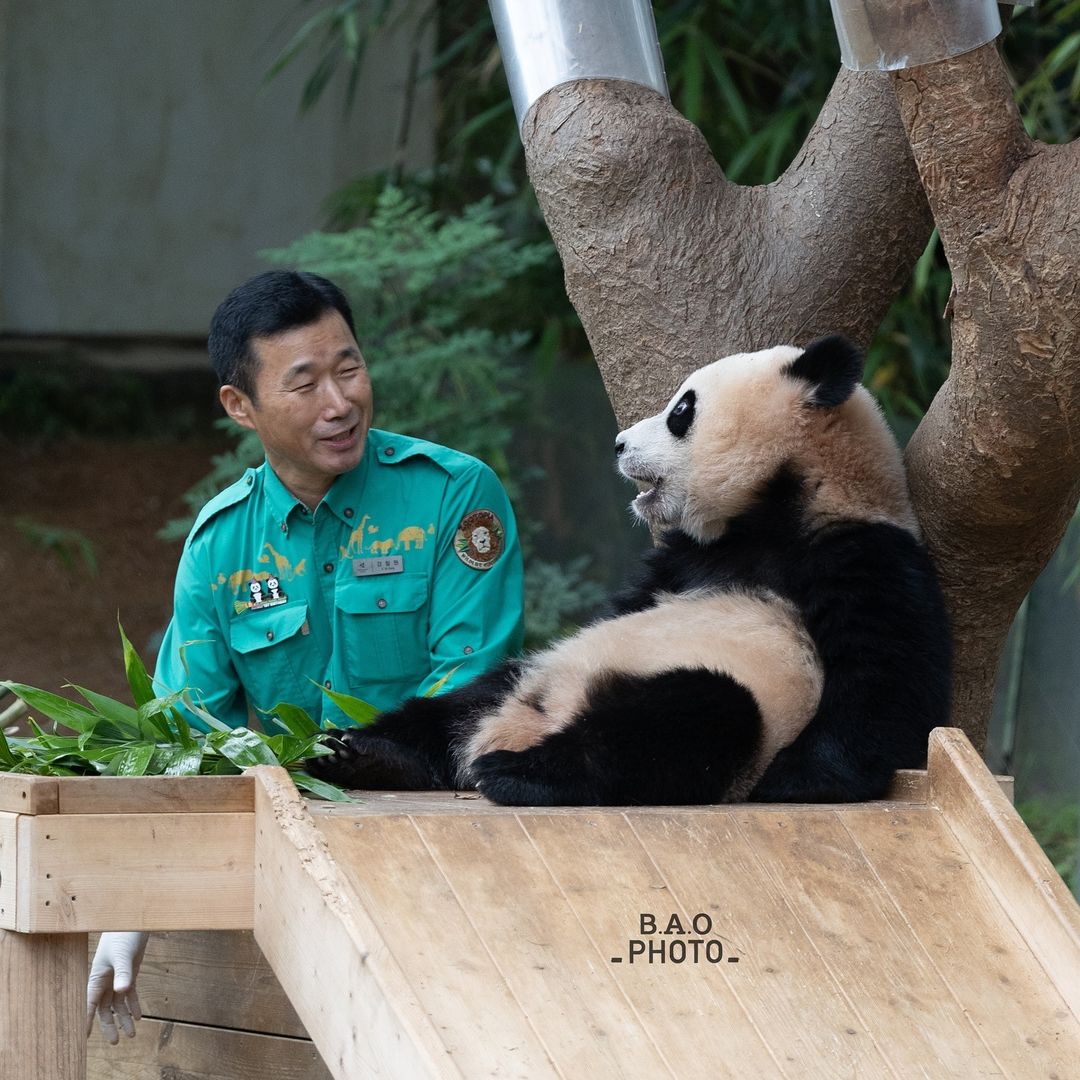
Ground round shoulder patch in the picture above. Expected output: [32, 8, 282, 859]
[453, 509, 505, 570]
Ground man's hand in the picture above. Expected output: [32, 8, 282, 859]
[86, 931, 150, 1044]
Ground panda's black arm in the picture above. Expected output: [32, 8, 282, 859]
[749, 524, 952, 803]
[305, 658, 525, 790]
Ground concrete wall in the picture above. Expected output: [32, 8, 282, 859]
[0, 0, 433, 337]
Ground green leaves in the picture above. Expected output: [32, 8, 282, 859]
[0, 624, 353, 800]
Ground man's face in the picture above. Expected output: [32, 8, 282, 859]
[219, 310, 373, 503]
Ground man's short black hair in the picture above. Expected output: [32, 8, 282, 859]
[208, 270, 357, 402]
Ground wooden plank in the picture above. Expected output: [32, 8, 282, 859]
[58, 774, 254, 815]
[885, 770, 928, 802]
[843, 806, 1080, 1075]
[928, 726, 1080, 1022]
[320, 814, 557, 1078]
[89, 930, 308, 1038]
[87, 1017, 331, 1080]
[0, 929, 86, 1080]
[252, 766, 461, 1080]
[0, 813, 17, 930]
[733, 807, 1004, 1075]
[520, 812, 801, 1078]
[589, 810, 894, 1078]
[0, 774, 58, 815]
[414, 811, 677, 1079]
[16, 811, 253, 932]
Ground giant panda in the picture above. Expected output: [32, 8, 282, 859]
[307, 334, 951, 805]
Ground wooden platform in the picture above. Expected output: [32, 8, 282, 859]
[2, 728, 1079, 1079]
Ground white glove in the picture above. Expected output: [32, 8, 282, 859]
[86, 931, 150, 1044]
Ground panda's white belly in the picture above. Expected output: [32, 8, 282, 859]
[463, 589, 823, 770]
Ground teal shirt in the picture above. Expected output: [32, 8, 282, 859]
[154, 429, 524, 729]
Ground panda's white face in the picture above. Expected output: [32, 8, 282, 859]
[616, 337, 916, 542]
[616, 346, 806, 540]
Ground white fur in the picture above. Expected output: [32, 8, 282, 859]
[462, 589, 822, 797]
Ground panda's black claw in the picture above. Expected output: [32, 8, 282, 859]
[304, 730, 369, 785]
[306, 728, 446, 790]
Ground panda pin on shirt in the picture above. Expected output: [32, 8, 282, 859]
[308, 335, 951, 806]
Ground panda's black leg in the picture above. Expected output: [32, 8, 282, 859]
[473, 668, 762, 806]
[305, 658, 526, 790]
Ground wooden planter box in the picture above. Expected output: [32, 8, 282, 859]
[1, 728, 1078, 1079]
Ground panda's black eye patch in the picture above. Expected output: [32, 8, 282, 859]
[666, 390, 696, 438]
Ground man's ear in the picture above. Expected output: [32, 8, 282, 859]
[219, 385, 257, 430]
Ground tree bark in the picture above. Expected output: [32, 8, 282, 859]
[522, 68, 933, 427]
[894, 43, 1080, 747]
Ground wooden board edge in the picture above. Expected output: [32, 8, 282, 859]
[57, 774, 255, 815]
[928, 726, 1080, 1019]
[0, 775, 59, 815]
[251, 766, 462, 1080]
[0, 812, 17, 930]
[15, 812, 254, 933]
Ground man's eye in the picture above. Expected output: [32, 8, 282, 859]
[292, 383, 315, 393]
[338, 367, 360, 378]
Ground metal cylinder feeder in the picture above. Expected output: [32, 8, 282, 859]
[489, 0, 669, 129]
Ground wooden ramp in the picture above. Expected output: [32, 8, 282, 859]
[2, 727, 1080, 1079]
[254, 729, 1080, 1079]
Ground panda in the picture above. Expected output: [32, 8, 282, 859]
[307, 334, 951, 806]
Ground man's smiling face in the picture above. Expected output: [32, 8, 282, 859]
[219, 308, 373, 505]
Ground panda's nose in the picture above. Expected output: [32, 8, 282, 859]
[614, 438, 626, 457]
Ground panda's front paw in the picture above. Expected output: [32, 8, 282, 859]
[305, 730, 372, 786]
[305, 729, 446, 790]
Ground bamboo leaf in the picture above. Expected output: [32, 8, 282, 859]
[209, 728, 282, 769]
[67, 685, 142, 739]
[106, 744, 156, 777]
[318, 684, 380, 727]
[291, 771, 356, 802]
[0, 682, 102, 734]
[118, 619, 156, 707]
[260, 701, 321, 739]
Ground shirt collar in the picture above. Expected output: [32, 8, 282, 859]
[260, 440, 374, 531]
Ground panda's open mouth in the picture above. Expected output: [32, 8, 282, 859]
[628, 474, 663, 509]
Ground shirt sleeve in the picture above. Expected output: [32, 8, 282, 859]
[153, 536, 250, 731]
[417, 461, 525, 698]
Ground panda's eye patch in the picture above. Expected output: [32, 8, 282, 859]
[666, 390, 696, 438]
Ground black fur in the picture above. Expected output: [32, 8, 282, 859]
[783, 334, 863, 408]
[307, 659, 525, 789]
[473, 669, 762, 806]
[306, 458, 950, 805]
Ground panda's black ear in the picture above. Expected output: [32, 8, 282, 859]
[784, 334, 863, 408]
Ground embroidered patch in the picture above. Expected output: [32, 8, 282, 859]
[453, 509, 505, 570]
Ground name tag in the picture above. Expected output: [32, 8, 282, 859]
[353, 556, 404, 577]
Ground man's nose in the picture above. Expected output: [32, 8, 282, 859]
[322, 380, 349, 416]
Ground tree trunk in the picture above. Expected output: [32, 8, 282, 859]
[893, 42, 1080, 748]
[522, 68, 933, 427]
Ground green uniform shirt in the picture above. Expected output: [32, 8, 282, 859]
[154, 429, 524, 729]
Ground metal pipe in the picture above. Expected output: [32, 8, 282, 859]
[829, 0, 1002, 71]
[489, 0, 668, 129]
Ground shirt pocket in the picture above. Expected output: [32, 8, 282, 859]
[229, 603, 310, 711]
[338, 572, 430, 690]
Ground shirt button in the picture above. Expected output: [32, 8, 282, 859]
[384, 447, 395, 457]
[280, 523, 287, 533]
[344, 507, 354, 518]
[376, 598, 387, 609]
[323, 562, 334, 573]
[266, 631, 274, 641]
[324, 680, 332, 689]
[245, 475, 253, 485]
[463, 645, 474, 655]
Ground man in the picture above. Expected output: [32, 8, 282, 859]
[88, 269, 524, 1044]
